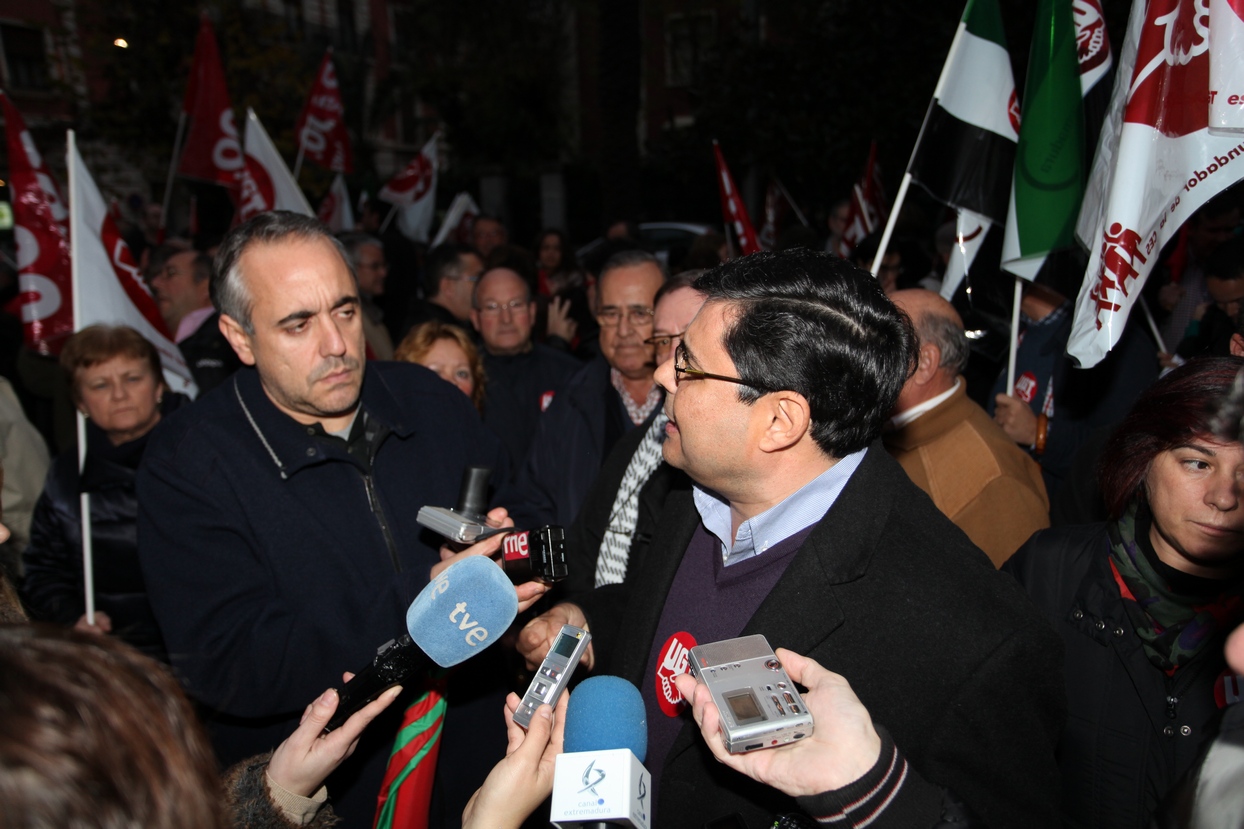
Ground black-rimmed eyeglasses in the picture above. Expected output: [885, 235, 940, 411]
[673, 343, 776, 393]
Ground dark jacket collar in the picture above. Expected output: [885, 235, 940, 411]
[230, 364, 414, 479]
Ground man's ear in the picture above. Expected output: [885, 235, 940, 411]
[911, 342, 941, 386]
[470, 308, 482, 333]
[757, 391, 811, 454]
[219, 314, 256, 366]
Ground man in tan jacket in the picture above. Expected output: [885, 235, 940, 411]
[884, 290, 1048, 566]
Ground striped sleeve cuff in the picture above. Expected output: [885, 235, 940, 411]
[794, 726, 942, 828]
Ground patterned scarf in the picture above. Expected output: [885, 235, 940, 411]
[1107, 501, 1244, 672]
[595, 411, 668, 587]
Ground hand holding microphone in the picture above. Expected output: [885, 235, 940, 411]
[324, 555, 520, 731]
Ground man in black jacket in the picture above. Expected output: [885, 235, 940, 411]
[520, 250, 1065, 828]
[137, 212, 536, 828]
[150, 249, 240, 393]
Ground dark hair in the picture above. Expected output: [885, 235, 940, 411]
[187, 251, 213, 284]
[423, 243, 479, 299]
[534, 229, 578, 273]
[653, 270, 705, 308]
[1205, 235, 1244, 282]
[212, 211, 349, 334]
[145, 241, 192, 281]
[1099, 356, 1244, 519]
[0, 624, 225, 829]
[60, 325, 164, 402]
[694, 248, 918, 458]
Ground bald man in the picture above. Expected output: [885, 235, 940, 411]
[884, 290, 1049, 566]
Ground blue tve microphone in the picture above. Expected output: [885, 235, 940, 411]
[551, 676, 651, 828]
[325, 556, 518, 731]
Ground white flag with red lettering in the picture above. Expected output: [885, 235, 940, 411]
[296, 49, 354, 174]
[236, 109, 314, 223]
[177, 14, 242, 189]
[2, 92, 74, 355]
[380, 134, 438, 242]
[318, 173, 355, 232]
[430, 191, 481, 248]
[712, 140, 761, 256]
[1069, 0, 1244, 367]
[837, 141, 888, 258]
[68, 133, 196, 396]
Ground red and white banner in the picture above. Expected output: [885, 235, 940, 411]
[68, 134, 196, 396]
[757, 178, 807, 250]
[1210, 0, 1244, 131]
[431, 191, 481, 248]
[236, 109, 314, 223]
[711, 140, 761, 256]
[838, 141, 887, 258]
[178, 14, 242, 188]
[2, 93, 74, 355]
[318, 173, 355, 232]
[295, 49, 354, 174]
[1070, 0, 1244, 366]
[381, 133, 439, 242]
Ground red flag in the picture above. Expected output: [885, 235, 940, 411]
[177, 15, 243, 188]
[1, 93, 74, 355]
[378, 138, 437, 208]
[837, 141, 887, 258]
[318, 174, 355, 232]
[296, 49, 354, 174]
[711, 140, 761, 256]
[1069, 0, 1244, 366]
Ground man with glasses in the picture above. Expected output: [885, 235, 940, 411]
[470, 267, 579, 469]
[519, 249, 1063, 828]
[513, 249, 666, 526]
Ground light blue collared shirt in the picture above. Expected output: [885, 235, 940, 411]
[692, 446, 868, 566]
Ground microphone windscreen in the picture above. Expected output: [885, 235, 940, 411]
[406, 556, 518, 668]
[564, 675, 648, 763]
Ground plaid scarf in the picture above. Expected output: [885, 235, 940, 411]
[1107, 501, 1244, 673]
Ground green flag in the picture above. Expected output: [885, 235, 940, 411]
[1001, 0, 1084, 281]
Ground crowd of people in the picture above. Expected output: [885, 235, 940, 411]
[0, 189, 1243, 829]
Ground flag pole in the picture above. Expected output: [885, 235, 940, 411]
[292, 144, 305, 182]
[379, 203, 398, 234]
[1137, 296, 1167, 353]
[159, 111, 187, 239]
[1005, 275, 1023, 396]
[775, 178, 810, 227]
[870, 172, 912, 276]
[67, 130, 96, 627]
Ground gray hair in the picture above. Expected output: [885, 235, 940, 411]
[914, 309, 970, 376]
[596, 249, 667, 311]
[336, 232, 384, 270]
[212, 211, 352, 334]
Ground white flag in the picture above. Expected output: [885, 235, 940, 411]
[237, 108, 314, 223]
[67, 132, 197, 397]
[1069, 0, 1244, 367]
[380, 134, 439, 243]
[1210, 0, 1244, 132]
[941, 207, 993, 300]
[318, 173, 355, 233]
[431, 191, 481, 248]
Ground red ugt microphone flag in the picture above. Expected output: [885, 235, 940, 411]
[1069, 0, 1244, 366]
[2, 93, 74, 355]
[68, 134, 196, 396]
[178, 15, 243, 188]
[712, 140, 761, 256]
[296, 49, 354, 174]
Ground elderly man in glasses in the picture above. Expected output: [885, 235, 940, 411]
[519, 249, 1064, 829]
[512, 249, 666, 526]
[470, 267, 580, 470]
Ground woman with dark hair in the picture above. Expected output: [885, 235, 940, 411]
[20, 325, 185, 661]
[0, 624, 399, 829]
[1004, 356, 1244, 829]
